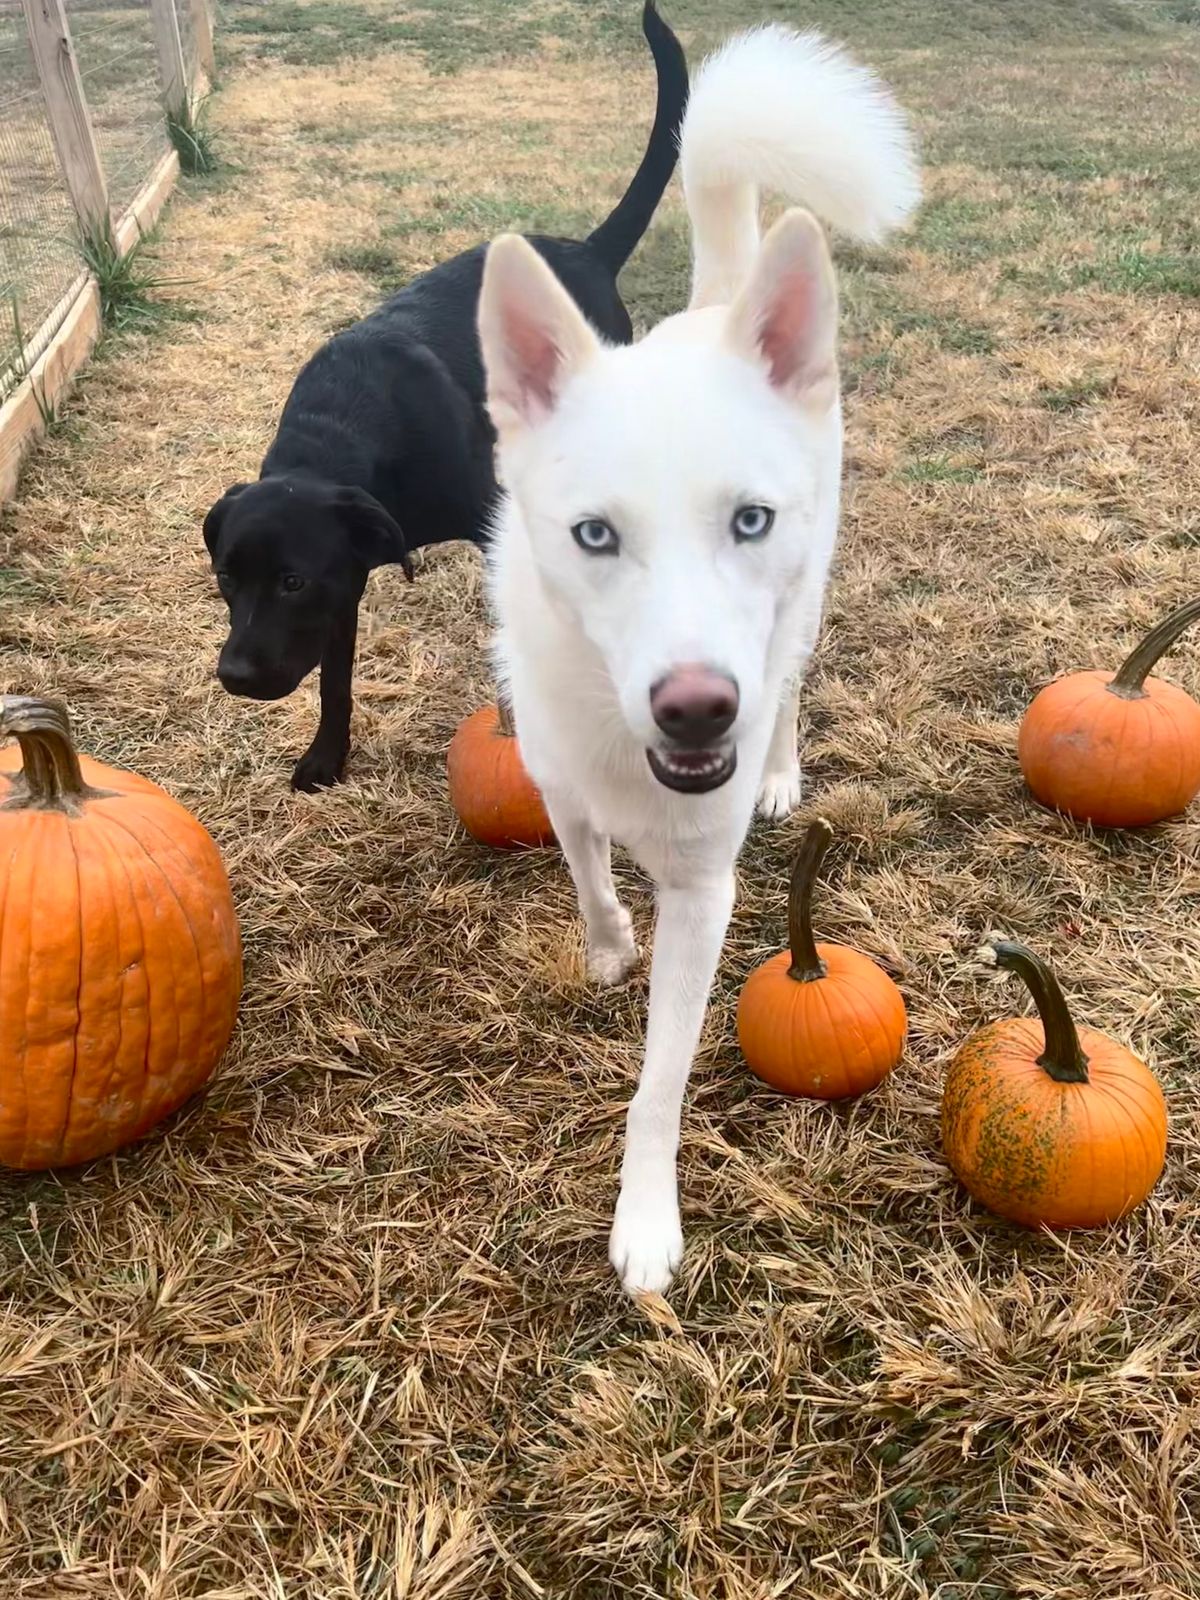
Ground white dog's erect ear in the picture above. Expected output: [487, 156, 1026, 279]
[724, 209, 838, 405]
[478, 234, 601, 438]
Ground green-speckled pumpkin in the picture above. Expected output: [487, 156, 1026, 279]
[942, 940, 1167, 1229]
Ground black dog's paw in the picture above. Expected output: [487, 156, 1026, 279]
[292, 744, 349, 792]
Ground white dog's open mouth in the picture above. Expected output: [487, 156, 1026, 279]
[646, 745, 737, 794]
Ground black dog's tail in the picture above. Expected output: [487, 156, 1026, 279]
[585, 1, 688, 276]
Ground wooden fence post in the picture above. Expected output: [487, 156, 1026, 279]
[19, 0, 111, 239]
[148, 0, 189, 118]
[190, 0, 215, 81]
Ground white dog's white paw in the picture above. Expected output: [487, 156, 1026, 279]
[587, 908, 638, 987]
[609, 1191, 683, 1296]
[757, 764, 803, 821]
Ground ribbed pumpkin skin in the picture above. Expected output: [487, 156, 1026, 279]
[737, 942, 907, 1100]
[942, 1018, 1167, 1229]
[1018, 670, 1200, 828]
[447, 706, 554, 849]
[0, 747, 242, 1170]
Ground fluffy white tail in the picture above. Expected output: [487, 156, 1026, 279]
[679, 25, 921, 307]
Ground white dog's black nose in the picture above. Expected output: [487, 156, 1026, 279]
[650, 665, 739, 746]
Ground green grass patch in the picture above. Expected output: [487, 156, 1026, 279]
[222, 0, 1179, 75]
[79, 228, 198, 335]
[167, 101, 220, 178]
[6, 294, 56, 427]
[295, 120, 373, 147]
[914, 197, 1024, 264]
[1011, 244, 1200, 300]
[0, 565, 53, 601]
[585, 0, 1164, 49]
[224, 0, 409, 66]
[900, 455, 983, 484]
[223, 0, 554, 71]
[380, 192, 595, 251]
[1038, 375, 1115, 410]
[843, 348, 900, 396]
[1071, 247, 1200, 296]
[882, 305, 997, 355]
[618, 218, 690, 328]
[997, 138, 1116, 182]
[327, 242, 404, 286]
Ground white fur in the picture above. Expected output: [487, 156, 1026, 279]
[682, 24, 921, 305]
[477, 27, 920, 1296]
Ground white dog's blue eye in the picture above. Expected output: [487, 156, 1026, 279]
[572, 518, 619, 556]
[732, 505, 774, 542]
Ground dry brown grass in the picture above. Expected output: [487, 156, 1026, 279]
[3, 1, 1200, 1594]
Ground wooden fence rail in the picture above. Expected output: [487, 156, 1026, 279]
[19, 0, 111, 237]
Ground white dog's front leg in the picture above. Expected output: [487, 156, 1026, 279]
[757, 680, 802, 820]
[544, 801, 638, 986]
[610, 871, 736, 1296]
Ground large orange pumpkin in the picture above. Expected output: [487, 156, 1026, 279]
[942, 939, 1167, 1229]
[737, 818, 907, 1099]
[446, 701, 554, 849]
[0, 695, 242, 1170]
[1018, 595, 1200, 828]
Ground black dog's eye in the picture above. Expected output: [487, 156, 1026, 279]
[214, 569, 232, 590]
[280, 574, 306, 593]
[732, 505, 774, 542]
[572, 518, 619, 556]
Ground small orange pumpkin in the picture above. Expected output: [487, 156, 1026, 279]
[942, 938, 1167, 1229]
[0, 695, 242, 1171]
[446, 700, 554, 850]
[1018, 596, 1200, 828]
[737, 818, 907, 1099]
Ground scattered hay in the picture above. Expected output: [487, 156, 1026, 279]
[2, 1, 1199, 1594]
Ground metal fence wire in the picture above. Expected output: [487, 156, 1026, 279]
[66, 0, 170, 220]
[0, 0, 198, 407]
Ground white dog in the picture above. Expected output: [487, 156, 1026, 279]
[477, 25, 920, 1295]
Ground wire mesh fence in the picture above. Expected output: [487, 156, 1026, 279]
[0, 12, 83, 397]
[67, 0, 170, 218]
[0, 0, 206, 407]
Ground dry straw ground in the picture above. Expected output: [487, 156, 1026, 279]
[2, 0, 1200, 1594]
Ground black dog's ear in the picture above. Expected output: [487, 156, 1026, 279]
[333, 485, 415, 581]
[203, 482, 252, 555]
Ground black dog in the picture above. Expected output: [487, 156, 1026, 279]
[204, 2, 687, 791]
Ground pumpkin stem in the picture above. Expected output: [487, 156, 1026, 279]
[987, 938, 1090, 1084]
[0, 695, 96, 815]
[786, 817, 834, 982]
[496, 697, 516, 738]
[1108, 596, 1200, 700]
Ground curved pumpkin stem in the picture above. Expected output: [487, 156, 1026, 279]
[496, 697, 515, 738]
[0, 695, 95, 814]
[1108, 595, 1200, 700]
[787, 817, 834, 983]
[987, 938, 1090, 1084]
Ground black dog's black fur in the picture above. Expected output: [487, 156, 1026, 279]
[204, 2, 687, 791]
